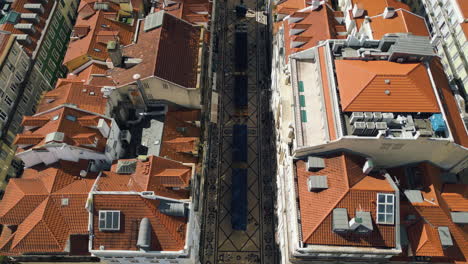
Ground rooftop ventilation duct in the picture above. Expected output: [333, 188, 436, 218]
[332, 208, 349, 232]
[14, 23, 36, 34]
[383, 7, 396, 19]
[23, 3, 44, 14]
[307, 156, 325, 171]
[404, 190, 424, 203]
[438, 226, 453, 248]
[307, 175, 328, 191]
[20, 13, 39, 23]
[352, 4, 364, 18]
[137, 218, 151, 250]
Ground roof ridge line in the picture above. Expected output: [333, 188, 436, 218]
[342, 61, 378, 110]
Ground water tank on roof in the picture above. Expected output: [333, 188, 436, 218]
[429, 114, 447, 132]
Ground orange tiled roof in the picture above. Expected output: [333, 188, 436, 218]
[92, 195, 187, 251]
[36, 80, 107, 115]
[455, 0, 468, 19]
[97, 156, 192, 200]
[389, 162, 468, 262]
[351, 0, 410, 30]
[159, 0, 212, 25]
[335, 60, 440, 113]
[63, 0, 138, 69]
[160, 110, 201, 163]
[296, 153, 396, 247]
[442, 184, 468, 212]
[368, 9, 429, 39]
[283, 4, 345, 60]
[275, 0, 306, 15]
[0, 160, 96, 255]
[14, 106, 110, 153]
[428, 60, 468, 148]
[1, 0, 55, 55]
[108, 12, 202, 88]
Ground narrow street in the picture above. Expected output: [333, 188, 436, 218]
[200, 0, 278, 263]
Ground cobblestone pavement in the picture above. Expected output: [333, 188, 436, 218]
[199, 0, 277, 263]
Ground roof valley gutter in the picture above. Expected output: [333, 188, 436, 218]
[424, 61, 455, 142]
[32, 0, 58, 60]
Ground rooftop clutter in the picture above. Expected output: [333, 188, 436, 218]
[0, 0, 210, 259]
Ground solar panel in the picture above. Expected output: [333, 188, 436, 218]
[144, 11, 164, 32]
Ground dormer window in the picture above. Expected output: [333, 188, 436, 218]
[65, 115, 77, 122]
[99, 210, 121, 231]
[376, 193, 394, 224]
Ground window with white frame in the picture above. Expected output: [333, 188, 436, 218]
[99, 210, 121, 231]
[376, 193, 395, 224]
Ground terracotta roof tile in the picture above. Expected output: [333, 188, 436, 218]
[351, 0, 410, 30]
[160, 110, 201, 163]
[428, 60, 468, 147]
[296, 153, 396, 247]
[109, 12, 202, 88]
[335, 60, 440, 112]
[36, 81, 107, 115]
[441, 184, 468, 212]
[99, 156, 192, 200]
[283, 5, 344, 60]
[92, 195, 187, 251]
[0, 160, 96, 255]
[368, 9, 429, 39]
[15, 107, 110, 153]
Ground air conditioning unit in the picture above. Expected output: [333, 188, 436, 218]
[382, 113, 394, 124]
[363, 112, 373, 121]
[350, 112, 364, 124]
[365, 122, 376, 136]
[375, 122, 388, 131]
[373, 112, 382, 122]
[352, 122, 366, 135]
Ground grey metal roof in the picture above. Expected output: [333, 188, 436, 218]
[116, 160, 137, 174]
[307, 175, 328, 191]
[404, 190, 424, 203]
[141, 119, 164, 156]
[437, 226, 453, 247]
[307, 156, 325, 171]
[332, 208, 349, 232]
[387, 35, 435, 61]
[451, 212, 468, 224]
[355, 211, 373, 231]
[144, 11, 164, 32]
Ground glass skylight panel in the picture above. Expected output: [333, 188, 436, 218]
[376, 193, 394, 225]
[99, 210, 120, 231]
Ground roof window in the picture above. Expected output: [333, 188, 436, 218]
[376, 193, 394, 224]
[94, 48, 101, 52]
[99, 210, 121, 231]
[51, 114, 60, 121]
[65, 115, 77, 122]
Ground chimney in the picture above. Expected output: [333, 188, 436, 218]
[383, 7, 396, 19]
[107, 40, 122, 67]
[352, 4, 364, 18]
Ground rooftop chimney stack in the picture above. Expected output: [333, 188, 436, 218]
[107, 40, 123, 67]
[383, 7, 396, 19]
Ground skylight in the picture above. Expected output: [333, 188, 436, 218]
[376, 193, 394, 225]
[65, 115, 77, 122]
[99, 210, 121, 231]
